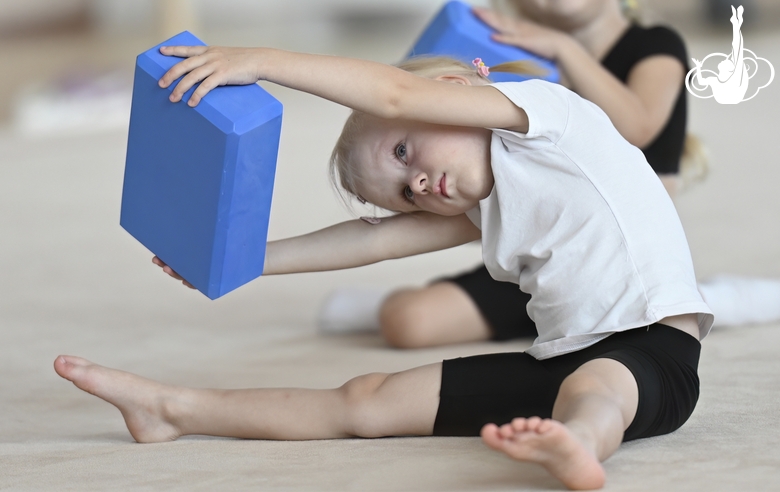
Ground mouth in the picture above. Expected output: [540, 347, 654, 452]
[437, 174, 450, 198]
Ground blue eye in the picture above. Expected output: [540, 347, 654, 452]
[395, 143, 407, 161]
[403, 186, 414, 202]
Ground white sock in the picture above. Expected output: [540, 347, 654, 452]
[699, 275, 780, 327]
[317, 286, 394, 334]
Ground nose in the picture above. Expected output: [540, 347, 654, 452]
[409, 171, 429, 194]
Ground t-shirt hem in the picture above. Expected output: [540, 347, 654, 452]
[527, 301, 714, 360]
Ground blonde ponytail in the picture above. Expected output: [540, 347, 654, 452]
[491, 60, 549, 78]
[396, 56, 546, 82]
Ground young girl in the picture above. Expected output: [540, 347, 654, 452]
[319, 0, 779, 347]
[55, 42, 712, 490]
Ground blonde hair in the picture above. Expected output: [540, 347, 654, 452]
[329, 56, 544, 208]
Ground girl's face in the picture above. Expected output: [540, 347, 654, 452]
[351, 116, 494, 216]
[511, 0, 618, 30]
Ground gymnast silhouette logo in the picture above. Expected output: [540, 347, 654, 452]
[685, 5, 774, 104]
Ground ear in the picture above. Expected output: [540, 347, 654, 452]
[434, 74, 473, 86]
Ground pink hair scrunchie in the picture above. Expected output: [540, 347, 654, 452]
[472, 58, 490, 77]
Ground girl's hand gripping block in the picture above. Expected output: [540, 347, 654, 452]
[121, 31, 283, 300]
[408, 0, 559, 83]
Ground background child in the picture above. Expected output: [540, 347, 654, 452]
[318, 0, 780, 347]
[57, 42, 711, 490]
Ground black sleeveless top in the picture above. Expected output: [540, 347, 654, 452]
[601, 24, 689, 175]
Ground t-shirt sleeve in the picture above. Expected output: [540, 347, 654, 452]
[489, 80, 571, 143]
[635, 26, 689, 70]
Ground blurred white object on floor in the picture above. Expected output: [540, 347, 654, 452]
[699, 275, 780, 327]
[317, 286, 392, 334]
[12, 68, 131, 136]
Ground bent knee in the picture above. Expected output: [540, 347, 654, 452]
[379, 289, 443, 348]
[558, 370, 614, 401]
[339, 373, 392, 438]
[557, 359, 639, 410]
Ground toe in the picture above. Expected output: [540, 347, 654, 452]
[54, 355, 83, 380]
[511, 417, 528, 432]
[538, 418, 555, 433]
[480, 424, 505, 450]
[526, 416, 543, 431]
[53, 356, 70, 379]
[499, 423, 516, 438]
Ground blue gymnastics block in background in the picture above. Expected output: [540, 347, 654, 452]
[121, 31, 283, 300]
[408, 1, 559, 83]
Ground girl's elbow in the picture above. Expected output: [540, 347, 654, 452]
[377, 80, 415, 120]
[625, 121, 660, 149]
[380, 96, 403, 120]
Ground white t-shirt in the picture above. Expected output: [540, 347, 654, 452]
[466, 80, 713, 360]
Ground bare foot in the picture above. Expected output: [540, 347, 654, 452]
[54, 355, 187, 443]
[481, 417, 606, 490]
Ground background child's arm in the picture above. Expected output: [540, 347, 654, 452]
[474, 9, 685, 149]
[553, 40, 685, 148]
[158, 46, 529, 133]
[263, 212, 480, 275]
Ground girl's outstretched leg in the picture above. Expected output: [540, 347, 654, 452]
[54, 355, 442, 442]
[481, 358, 639, 490]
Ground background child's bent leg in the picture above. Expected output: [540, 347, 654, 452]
[379, 283, 492, 348]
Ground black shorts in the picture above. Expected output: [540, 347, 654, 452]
[438, 265, 537, 341]
[433, 323, 701, 442]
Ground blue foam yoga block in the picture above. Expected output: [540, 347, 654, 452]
[408, 1, 559, 83]
[121, 31, 283, 300]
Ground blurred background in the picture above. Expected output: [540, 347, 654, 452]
[1, 0, 779, 136]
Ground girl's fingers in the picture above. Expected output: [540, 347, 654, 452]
[472, 7, 498, 28]
[158, 52, 212, 89]
[162, 265, 184, 280]
[170, 63, 218, 103]
[153, 256, 195, 289]
[492, 33, 523, 48]
[187, 71, 224, 106]
[159, 45, 209, 58]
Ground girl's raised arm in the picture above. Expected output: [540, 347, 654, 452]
[158, 46, 528, 132]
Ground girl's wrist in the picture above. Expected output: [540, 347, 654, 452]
[555, 34, 582, 64]
[553, 35, 588, 67]
[548, 32, 572, 61]
[251, 47, 274, 81]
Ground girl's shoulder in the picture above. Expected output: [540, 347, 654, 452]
[603, 24, 689, 78]
[634, 24, 688, 57]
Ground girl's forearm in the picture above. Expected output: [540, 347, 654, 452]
[262, 213, 480, 276]
[263, 219, 384, 275]
[256, 49, 403, 119]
